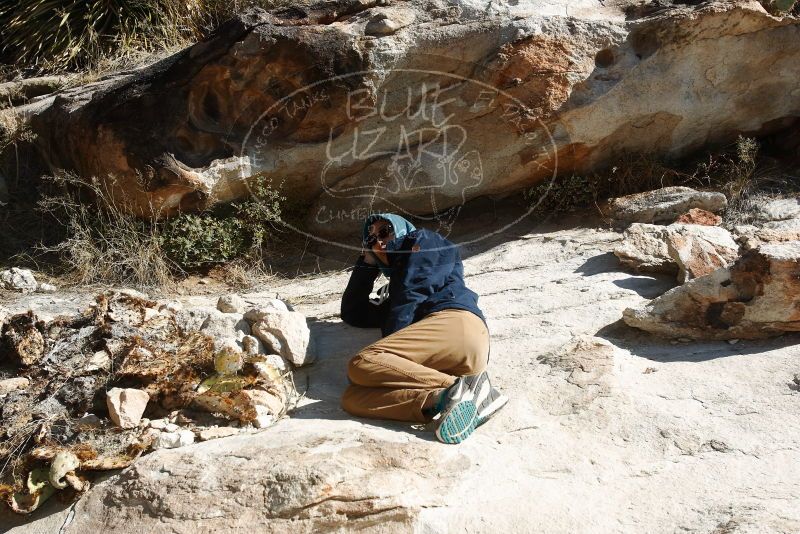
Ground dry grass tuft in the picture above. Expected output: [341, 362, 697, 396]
[37, 172, 178, 289]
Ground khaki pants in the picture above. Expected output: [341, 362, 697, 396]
[341, 309, 489, 423]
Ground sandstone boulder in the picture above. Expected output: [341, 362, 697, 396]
[106, 388, 150, 429]
[15, 1, 800, 236]
[623, 241, 800, 339]
[732, 218, 800, 250]
[609, 187, 728, 226]
[0, 268, 38, 293]
[614, 223, 739, 282]
[252, 311, 315, 366]
[53, 420, 466, 532]
[752, 196, 800, 222]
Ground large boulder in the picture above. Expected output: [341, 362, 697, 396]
[623, 241, 800, 339]
[614, 223, 739, 283]
[59, 420, 465, 532]
[16, 0, 800, 235]
[609, 187, 728, 226]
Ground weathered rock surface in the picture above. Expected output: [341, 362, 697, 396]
[0, 377, 30, 396]
[675, 207, 722, 226]
[252, 311, 315, 366]
[732, 217, 800, 250]
[0, 268, 38, 293]
[624, 240, 800, 339]
[752, 196, 800, 222]
[614, 223, 739, 282]
[106, 388, 150, 429]
[4, 216, 800, 532]
[609, 187, 728, 226]
[216, 294, 246, 314]
[16, 0, 800, 235]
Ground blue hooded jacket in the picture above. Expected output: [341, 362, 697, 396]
[341, 213, 486, 337]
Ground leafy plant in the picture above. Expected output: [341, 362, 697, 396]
[159, 177, 285, 269]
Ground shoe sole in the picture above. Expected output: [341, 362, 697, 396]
[476, 393, 509, 427]
[435, 399, 477, 444]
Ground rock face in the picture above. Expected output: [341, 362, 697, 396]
[614, 223, 739, 282]
[59, 420, 465, 532]
[17, 0, 800, 235]
[609, 187, 728, 226]
[623, 240, 800, 339]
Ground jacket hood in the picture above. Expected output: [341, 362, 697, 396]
[362, 213, 416, 278]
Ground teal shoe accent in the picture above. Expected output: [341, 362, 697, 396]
[434, 399, 477, 444]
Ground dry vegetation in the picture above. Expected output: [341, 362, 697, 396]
[525, 135, 800, 225]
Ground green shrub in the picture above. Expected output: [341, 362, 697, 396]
[37, 172, 285, 285]
[159, 177, 284, 270]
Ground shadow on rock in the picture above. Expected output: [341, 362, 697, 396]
[574, 251, 620, 276]
[612, 274, 676, 298]
[595, 318, 800, 363]
[294, 318, 441, 441]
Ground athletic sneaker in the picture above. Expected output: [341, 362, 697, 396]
[461, 371, 509, 427]
[433, 378, 478, 444]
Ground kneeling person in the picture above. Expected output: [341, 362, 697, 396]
[339, 213, 508, 444]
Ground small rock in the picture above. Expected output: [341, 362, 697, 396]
[0, 376, 30, 395]
[623, 241, 800, 340]
[164, 422, 179, 433]
[728, 339, 740, 345]
[753, 197, 800, 222]
[0, 267, 38, 293]
[37, 282, 57, 293]
[175, 412, 195, 425]
[364, 8, 415, 36]
[197, 427, 240, 441]
[215, 348, 243, 374]
[243, 300, 290, 323]
[217, 294, 246, 314]
[254, 413, 274, 429]
[139, 417, 151, 428]
[252, 310, 315, 366]
[106, 388, 150, 429]
[242, 335, 265, 356]
[614, 223, 738, 282]
[85, 350, 111, 372]
[149, 418, 168, 430]
[77, 413, 103, 428]
[154, 430, 195, 449]
[158, 300, 183, 314]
